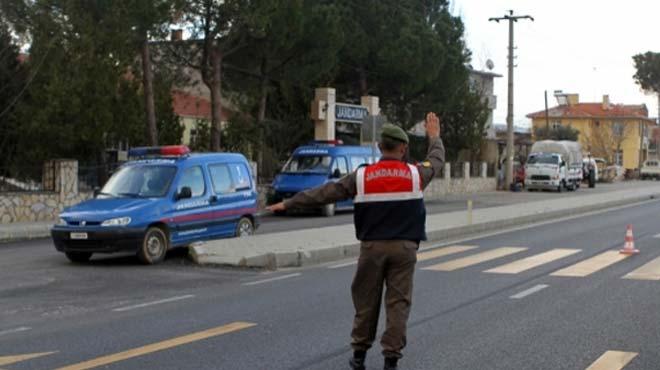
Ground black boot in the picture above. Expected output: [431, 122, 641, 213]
[384, 357, 398, 370]
[349, 351, 366, 370]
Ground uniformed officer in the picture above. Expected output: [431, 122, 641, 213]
[267, 113, 444, 370]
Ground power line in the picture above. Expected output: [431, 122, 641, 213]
[0, 37, 56, 119]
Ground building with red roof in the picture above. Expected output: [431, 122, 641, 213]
[527, 93, 657, 170]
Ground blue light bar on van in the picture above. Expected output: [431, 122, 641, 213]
[308, 140, 344, 146]
[128, 145, 191, 158]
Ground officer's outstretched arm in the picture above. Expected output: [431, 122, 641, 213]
[267, 172, 357, 212]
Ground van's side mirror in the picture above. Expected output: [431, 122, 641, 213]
[331, 169, 342, 178]
[176, 186, 192, 200]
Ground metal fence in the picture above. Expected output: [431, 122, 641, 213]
[78, 164, 119, 192]
[450, 162, 464, 179]
[0, 165, 54, 193]
[469, 162, 482, 178]
[438, 162, 498, 179]
[487, 162, 498, 178]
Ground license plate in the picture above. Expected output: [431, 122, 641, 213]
[70, 232, 88, 240]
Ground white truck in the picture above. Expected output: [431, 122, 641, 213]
[526, 140, 583, 192]
[640, 160, 660, 180]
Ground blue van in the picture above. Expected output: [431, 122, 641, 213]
[51, 146, 259, 264]
[268, 141, 380, 216]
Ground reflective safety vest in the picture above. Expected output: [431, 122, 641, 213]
[354, 159, 426, 242]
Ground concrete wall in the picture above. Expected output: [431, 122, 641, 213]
[423, 177, 497, 201]
[0, 160, 93, 224]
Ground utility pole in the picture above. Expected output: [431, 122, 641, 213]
[489, 10, 533, 189]
[544, 90, 550, 136]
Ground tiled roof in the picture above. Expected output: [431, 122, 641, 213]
[172, 90, 230, 121]
[527, 103, 653, 122]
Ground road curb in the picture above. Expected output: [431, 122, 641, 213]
[190, 192, 660, 269]
[0, 225, 51, 244]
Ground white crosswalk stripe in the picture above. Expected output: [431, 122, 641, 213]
[485, 249, 581, 274]
[585, 350, 637, 370]
[423, 247, 527, 272]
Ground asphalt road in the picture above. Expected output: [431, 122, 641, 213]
[257, 180, 655, 234]
[3, 194, 660, 369]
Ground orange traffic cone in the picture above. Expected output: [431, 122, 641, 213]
[620, 224, 639, 255]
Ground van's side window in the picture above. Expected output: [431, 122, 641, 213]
[178, 166, 205, 197]
[350, 156, 366, 170]
[209, 164, 234, 194]
[229, 163, 251, 191]
[332, 157, 349, 176]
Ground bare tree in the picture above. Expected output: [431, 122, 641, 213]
[584, 121, 632, 165]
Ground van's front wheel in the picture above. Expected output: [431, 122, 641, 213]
[321, 203, 336, 217]
[137, 227, 168, 265]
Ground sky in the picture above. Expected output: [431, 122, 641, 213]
[452, 0, 659, 126]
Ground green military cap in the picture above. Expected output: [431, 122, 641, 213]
[380, 123, 409, 144]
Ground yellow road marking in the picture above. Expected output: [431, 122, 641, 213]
[624, 256, 660, 280]
[55, 322, 256, 370]
[0, 351, 57, 366]
[422, 247, 527, 271]
[485, 248, 581, 274]
[551, 251, 629, 277]
[417, 245, 477, 262]
[585, 350, 637, 370]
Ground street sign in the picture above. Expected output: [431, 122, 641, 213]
[335, 103, 369, 124]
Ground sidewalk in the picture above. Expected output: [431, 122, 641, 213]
[190, 184, 660, 269]
[0, 221, 52, 243]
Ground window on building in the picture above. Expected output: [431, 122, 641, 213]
[615, 151, 624, 166]
[551, 121, 561, 129]
[612, 121, 625, 136]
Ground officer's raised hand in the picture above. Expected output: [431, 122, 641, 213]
[425, 112, 441, 139]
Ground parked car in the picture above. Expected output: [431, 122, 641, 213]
[268, 140, 380, 216]
[51, 145, 259, 264]
[641, 160, 660, 180]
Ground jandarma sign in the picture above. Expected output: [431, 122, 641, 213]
[335, 103, 369, 123]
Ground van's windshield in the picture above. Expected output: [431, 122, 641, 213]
[528, 154, 559, 165]
[101, 165, 177, 198]
[282, 155, 332, 174]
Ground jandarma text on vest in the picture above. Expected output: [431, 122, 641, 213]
[365, 168, 411, 182]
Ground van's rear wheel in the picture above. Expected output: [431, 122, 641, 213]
[137, 227, 168, 265]
[321, 203, 336, 217]
[65, 251, 92, 263]
[236, 217, 254, 237]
